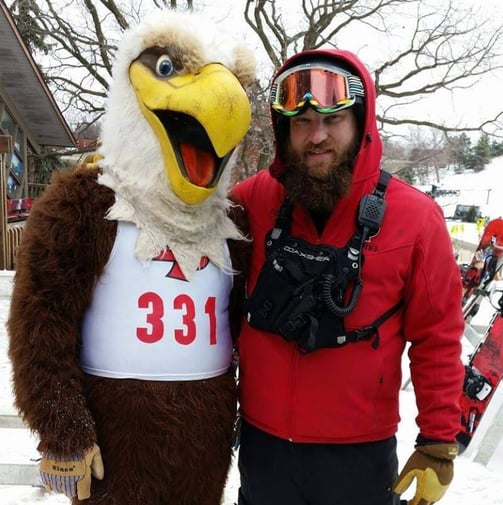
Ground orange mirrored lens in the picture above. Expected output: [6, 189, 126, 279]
[279, 69, 349, 110]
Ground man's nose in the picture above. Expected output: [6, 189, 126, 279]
[308, 120, 329, 144]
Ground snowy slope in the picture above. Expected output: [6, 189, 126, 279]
[431, 156, 503, 223]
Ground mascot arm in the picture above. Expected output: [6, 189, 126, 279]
[7, 166, 116, 456]
[227, 198, 251, 342]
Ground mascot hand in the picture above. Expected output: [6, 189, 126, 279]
[40, 444, 104, 499]
[393, 443, 458, 505]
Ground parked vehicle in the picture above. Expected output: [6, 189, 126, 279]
[454, 204, 483, 223]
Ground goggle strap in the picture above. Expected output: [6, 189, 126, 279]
[270, 82, 280, 104]
[347, 75, 364, 98]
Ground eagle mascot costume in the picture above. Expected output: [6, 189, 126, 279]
[7, 10, 254, 505]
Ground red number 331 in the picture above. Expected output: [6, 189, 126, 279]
[136, 292, 217, 345]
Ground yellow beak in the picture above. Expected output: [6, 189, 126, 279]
[129, 61, 251, 205]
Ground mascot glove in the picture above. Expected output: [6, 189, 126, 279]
[40, 443, 104, 500]
[393, 443, 458, 505]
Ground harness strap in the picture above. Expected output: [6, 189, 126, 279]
[257, 170, 401, 352]
[300, 299, 404, 353]
[266, 198, 293, 253]
[268, 170, 392, 256]
[374, 170, 392, 198]
[342, 299, 404, 349]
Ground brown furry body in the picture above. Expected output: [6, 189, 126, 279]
[8, 167, 246, 505]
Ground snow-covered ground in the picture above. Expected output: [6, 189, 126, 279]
[2, 278, 502, 505]
[2, 158, 503, 504]
[431, 158, 503, 223]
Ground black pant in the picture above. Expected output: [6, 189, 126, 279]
[237, 421, 403, 505]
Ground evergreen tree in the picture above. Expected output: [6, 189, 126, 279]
[449, 133, 472, 173]
[473, 133, 491, 172]
[490, 139, 503, 157]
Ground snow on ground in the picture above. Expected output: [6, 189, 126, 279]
[434, 157, 503, 223]
[2, 158, 503, 504]
[3, 289, 503, 505]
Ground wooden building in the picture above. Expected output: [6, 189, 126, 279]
[0, 0, 75, 269]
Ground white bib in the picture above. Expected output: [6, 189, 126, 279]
[80, 221, 233, 380]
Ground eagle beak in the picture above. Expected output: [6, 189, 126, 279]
[129, 62, 251, 205]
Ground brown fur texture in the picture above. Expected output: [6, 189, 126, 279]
[227, 201, 251, 339]
[8, 167, 243, 505]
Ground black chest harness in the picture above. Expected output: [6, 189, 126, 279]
[245, 170, 403, 353]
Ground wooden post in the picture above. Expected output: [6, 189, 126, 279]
[0, 136, 11, 153]
[0, 135, 13, 270]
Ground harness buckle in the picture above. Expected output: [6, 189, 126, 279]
[351, 326, 375, 342]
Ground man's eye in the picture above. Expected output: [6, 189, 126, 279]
[156, 55, 174, 77]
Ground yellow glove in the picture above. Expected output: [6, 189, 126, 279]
[40, 444, 104, 500]
[393, 443, 458, 505]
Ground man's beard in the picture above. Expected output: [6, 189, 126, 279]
[280, 140, 359, 213]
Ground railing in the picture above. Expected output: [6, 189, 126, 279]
[1, 135, 34, 270]
[5, 223, 24, 270]
[28, 182, 47, 199]
[0, 270, 40, 486]
[0, 414, 40, 486]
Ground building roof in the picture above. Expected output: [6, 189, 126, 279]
[0, 0, 75, 148]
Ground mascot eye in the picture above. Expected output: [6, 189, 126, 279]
[156, 55, 174, 77]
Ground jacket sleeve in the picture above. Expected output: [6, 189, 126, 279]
[404, 203, 465, 442]
[7, 167, 116, 456]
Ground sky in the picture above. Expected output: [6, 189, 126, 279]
[1, 158, 503, 504]
[213, 0, 503, 137]
[21, 0, 503, 138]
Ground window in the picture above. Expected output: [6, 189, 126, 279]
[14, 129, 23, 153]
[0, 101, 27, 198]
[10, 151, 23, 178]
[0, 108, 15, 136]
[7, 174, 19, 194]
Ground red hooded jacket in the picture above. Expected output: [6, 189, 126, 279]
[231, 49, 464, 443]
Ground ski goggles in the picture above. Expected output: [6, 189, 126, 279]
[270, 62, 365, 117]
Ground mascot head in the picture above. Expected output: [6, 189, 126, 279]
[98, 9, 255, 205]
[96, 10, 255, 277]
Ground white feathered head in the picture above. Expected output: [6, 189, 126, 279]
[97, 10, 256, 278]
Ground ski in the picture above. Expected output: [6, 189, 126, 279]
[457, 288, 503, 453]
[401, 220, 503, 393]
[460, 217, 503, 318]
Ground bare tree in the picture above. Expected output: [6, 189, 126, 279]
[7, 0, 503, 175]
[381, 127, 449, 179]
[9, 0, 195, 132]
[245, 0, 503, 139]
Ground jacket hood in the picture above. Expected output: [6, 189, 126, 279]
[269, 49, 382, 185]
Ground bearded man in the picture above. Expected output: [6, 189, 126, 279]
[230, 50, 464, 505]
